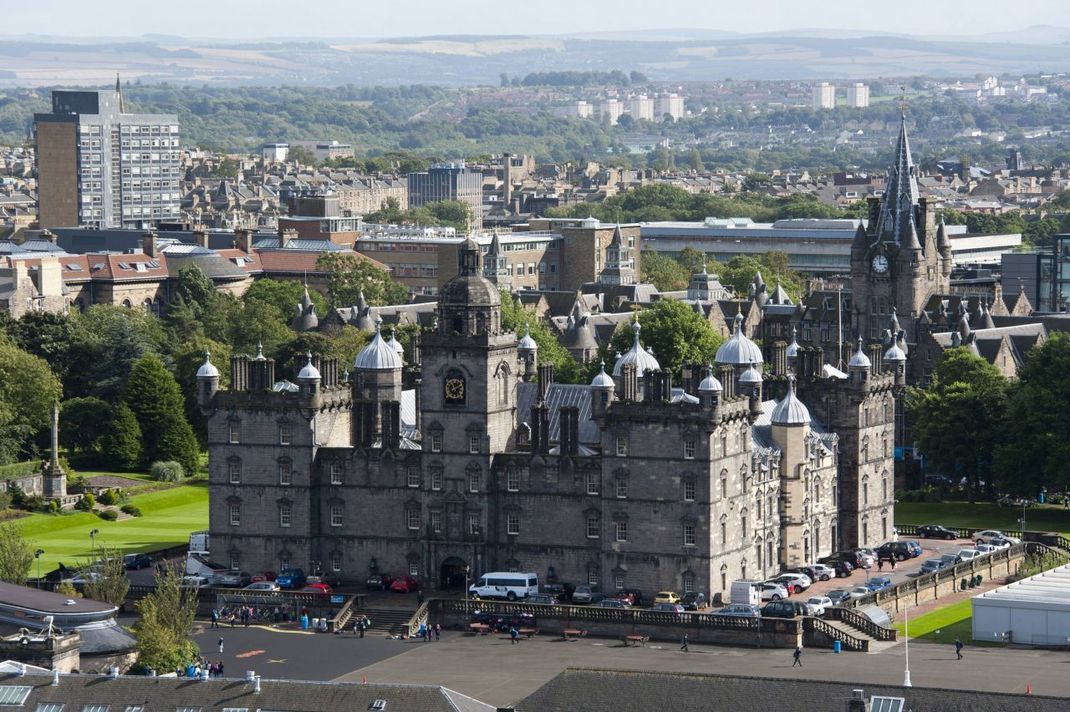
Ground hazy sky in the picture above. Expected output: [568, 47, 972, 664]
[10, 0, 1070, 39]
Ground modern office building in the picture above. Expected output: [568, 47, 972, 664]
[407, 162, 484, 229]
[34, 84, 180, 229]
[812, 82, 836, 110]
[846, 83, 870, 108]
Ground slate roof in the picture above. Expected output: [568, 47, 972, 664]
[751, 398, 836, 453]
[518, 668, 1066, 712]
[1, 673, 494, 712]
[516, 383, 599, 445]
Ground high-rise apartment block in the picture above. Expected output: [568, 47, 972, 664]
[846, 83, 870, 108]
[599, 99, 624, 126]
[35, 86, 180, 229]
[628, 95, 655, 122]
[407, 162, 484, 229]
[656, 93, 685, 121]
[812, 82, 836, 110]
[572, 100, 593, 119]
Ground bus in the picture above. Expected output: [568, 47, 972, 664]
[468, 572, 539, 601]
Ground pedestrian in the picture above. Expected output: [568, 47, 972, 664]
[877, 558, 884, 572]
[210, 609, 219, 629]
[890, 557, 897, 570]
[434, 623, 441, 641]
[217, 637, 224, 654]
[425, 625, 431, 642]
[955, 638, 964, 660]
[510, 627, 519, 645]
[217, 662, 224, 678]
[680, 634, 689, 652]
[792, 646, 803, 667]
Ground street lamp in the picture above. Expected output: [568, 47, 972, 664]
[464, 565, 470, 617]
[903, 607, 912, 687]
[89, 529, 99, 553]
[34, 550, 44, 588]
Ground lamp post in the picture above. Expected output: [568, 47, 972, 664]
[89, 529, 99, 553]
[464, 566, 470, 617]
[1020, 499, 1027, 541]
[34, 550, 44, 588]
[903, 607, 912, 687]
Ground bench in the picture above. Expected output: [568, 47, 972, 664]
[518, 627, 539, 639]
[624, 635, 649, 647]
[562, 628, 587, 641]
[468, 623, 490, 635]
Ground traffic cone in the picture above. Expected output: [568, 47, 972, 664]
[1025, 682, 1032, 695]
[362, 676, 367, 685]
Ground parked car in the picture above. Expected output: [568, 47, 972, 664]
[651, 603, 685, 613]
[761, 600, 808, 618]
[471, 610, 536, 632]
[823, 560, 854, 578]
[773, 573, 812, 592]
[389, 575, 420, 593]
[974, 530, 1021, 546]
[243, 581, 280, 592]
[122, 553, 152, 570]
[806, 564, 836, 582]
[653, 591, 681, 605]
[712, 603, 761, 618]
[765, 578, 796, 596]
[571, 585, 597, 604]
[250, 572, 276, 583]
[805, 596, 833, 617]
[302, 582, 332, 594]
[213, 570, 252, 588]
[308, 572, 342, 587]
[542, 582, 575, 602]
[840, 549, 876, 569]
[988, 537, 1014, 549]
[595, 598, 630, 609]
[957, 549, 983, 562]
[917, 524, 958, 540]
[865, 576, 893, 592]
[681, 592, 708, 610]
[365, 573, 394, 591]
[760, 583, 789, 601]
[974, 543, 998, 555]
[919, 558, 950, 575]
[817, 555, 856, 574]
[939, 553, 963, 568]
[613, 588, 645, 607]
[848, 586, 872, 599]
[525, 593, 559, 605]
[181, 575, 212, 589]
[876, 541, 918, 562]
[826, 589, 853, 605]
[275, 568, 306, 589]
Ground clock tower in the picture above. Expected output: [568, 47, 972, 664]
[851, 114, 952, 351]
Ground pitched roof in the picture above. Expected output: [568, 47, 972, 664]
[516, 383, 599, 445]
[87, 253, 168, 282]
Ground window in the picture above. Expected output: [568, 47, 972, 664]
[882, 476, 888, 501]
[614, 574, 624, 590]
[684, 480, 696, 502]
[741, 516, 748, 539]
[330, 552, 342, 572]
[409, 562, 419, 577]
[468, 435, 481, 454]
[507, 513, 520, 535]
[407, 467, 421, 488]
[468, 471, 479, 493]
[228, 459, 241, 484]
[615, 521, 628, 542]
[683, 574, 695, 593]
[615, 436, 628, 457]
[0, 689, 31, 707]
[279, 502, 292, 528]
[616, 477, 628, 499]
[720, 520, 727, 545]
[431, 432, 442, 453]
[586, 514, 600, 539]
[278, 422, 292, 445]
[863, 479, 869, 505]
[507, 469, 520, 492]
[588, 570, 600, 586]
[230, 556, 240, 571]
[278, 461, 292, 486]
[431, 509, 442, 533]
[683, 524, 696, 547]
[407, 508, 420, 530]
[330, 504, 343, 527]
[683, 438, 696, 460]
[468, 513, 480, 535]
[228, 421, 240, 444]
[586, 471, 600, 495]
[720, 471, 728, 499]
[329, 462, 343, 485]
[431, 467, 443, 491]
[229, 504, 241, 527]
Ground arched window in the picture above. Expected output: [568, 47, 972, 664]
[496, 363, 511, 405]
[861, 436, 869, 462]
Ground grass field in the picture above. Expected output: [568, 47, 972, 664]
[893, 599, 1001, 646]
[16, 484, 208, 574]
[896, 501, 1070, 539]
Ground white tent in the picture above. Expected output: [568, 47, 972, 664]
[972, 563, 1070, 646]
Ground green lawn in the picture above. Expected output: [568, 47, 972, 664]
[16, 484, 208, 574]
[894, 599, 1000, 646]
[896, 501, 1070, 539]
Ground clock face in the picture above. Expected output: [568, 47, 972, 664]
[872, 255, 889, 274]
[445, 378, 465, 402]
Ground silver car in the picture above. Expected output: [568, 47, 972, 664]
[712, 603, 761, 618]
[760, 582, 789, 601]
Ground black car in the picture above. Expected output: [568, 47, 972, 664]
[366, 573, 394, 591]
[525, 593, 559, 605]
[542, 582, 575, 602]
[876, 541, 915, 562]
[681, 592, 707, 610]
[123, 553, 152, 570]
[761, 600, 808, 619]
[471, 610, 536, 632]
[817, 556, 855, 576]
[916, 524, 957, 540]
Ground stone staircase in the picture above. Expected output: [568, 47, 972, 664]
[352, 607, 417, 636]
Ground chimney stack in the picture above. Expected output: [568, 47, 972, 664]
[234, 228, 253, 254]
[537, 363, 554, 402]
[142, 229, 158, 258]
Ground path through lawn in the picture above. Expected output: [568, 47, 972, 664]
[15, 484, 208, 573]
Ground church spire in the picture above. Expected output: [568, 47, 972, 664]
[116, 73, 124, 113]
[875, 113, 920, 246]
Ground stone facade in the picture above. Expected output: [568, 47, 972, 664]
[203, 239, 900, 600]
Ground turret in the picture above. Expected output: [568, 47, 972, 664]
[296, 351, 321, 403]
[739, 361, 763, 420]
[697, 363, 723, 412]
[847, 336, 871, 385]
[196, 349, 220, 409]
[883, 340, 907, 388]
[936, 220, 953, 277]
[517, 324, 539, 382]
[589, 361, 615, 420]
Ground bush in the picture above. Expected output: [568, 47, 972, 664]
[0, 491, 11, 511]
[150, 461, 184, 483]
[74, 493, 95, 511]
[48, 500, 60, 515]
[54, 581, 81, 598]
[120, 504, 142, 517]
[97, 510, 118, 521]
[99, 489, 121, 506]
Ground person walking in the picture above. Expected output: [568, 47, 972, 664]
[877, 558, 884, 572]
[434, 623, 441, 641]
[890, 557, 897, 571]
[955, 638, 964, 660]
[792, 646, 803, 667]
[217, 637, 224, 654]
[210, 609, 219, 629]
[509, 626, 519, 645]
[680, 634, 689, 652]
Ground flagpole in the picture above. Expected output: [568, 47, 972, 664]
[903, 607, 912, 687]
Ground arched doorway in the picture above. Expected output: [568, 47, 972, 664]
[440, 556, 468, 590]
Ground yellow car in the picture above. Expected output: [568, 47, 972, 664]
[653, 591, 681, 605]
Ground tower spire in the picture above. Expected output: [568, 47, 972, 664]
[116, 73, 124, 113]
[875, 111, 920, 246]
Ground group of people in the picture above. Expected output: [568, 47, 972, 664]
[416, 622, 442, 641]
[184, 659, 224, 678]
[353, 615, 372, 638]
[211, 606, 257, 628]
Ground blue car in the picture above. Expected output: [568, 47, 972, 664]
[275, 567, 306, 589]
[866, 576, 893, 592]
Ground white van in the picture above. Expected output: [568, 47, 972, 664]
[468, 572, 539, 601]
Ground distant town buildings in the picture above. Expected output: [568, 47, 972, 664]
[572, 93, 685, 123]
[573, 100, 593, 118]
[657, 93, 685, 121]
[407, 162, 484, 229]
[846, 83, 870, 108]
[599, 98, 624, 126]
[628, 95, 655, 122]
[812, 82, 836, 110]
[34, 84, 181, 229]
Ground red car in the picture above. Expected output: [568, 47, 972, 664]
[301, 583, 332, 594]
[389, 575, 420, 593]
[250, 572, 276, 583]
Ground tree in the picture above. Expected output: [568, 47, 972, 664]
[133, 562, 199, 673]
[608, 299, 724, 376]
[172, 264, 218, 317]
[60, 397, 112, 457]
[640, 251, 690, 292]
[715, 252, 804, 300]
[100, 402, 142, 470]
[81, 546, 130, 607]
[688, 148, 704, 171]
[242, 278, 326, 325]
[906, 348, 1007, 500]
[67, 306, 167, 401]
[316, 253, 409, 308]
[287, 145, 315, 166]
[499, 292, 583, 383]
[11, 312, 79, 383]
[0, 522, 33, 585]
[224, 299, 293, 358]
[121, 355, 199, 475]
[0, 335, 63, 463]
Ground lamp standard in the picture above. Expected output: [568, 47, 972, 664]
[464, 566, 470, 617]
[903, 607, 912, 687]
[34, 550, 44, 588]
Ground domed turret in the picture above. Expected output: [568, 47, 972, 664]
[612, 316, 661, 377]
[786, 326, 800, 360]
[848, 337, 872, 370]
[355, 317, 403, 371]
[698, 364, 723, 393]
[715, 312, 763, 366]
[590, 360, 615, 418]
[297, 351, 321, 382]
[771, 375, 811, 426]
[590, 361, 614, 389]
[884, 341, 906, 364]
[196, 349, 220, 409]
[386, 329, 405, 361]
[196, 349, 220, 379]
[739, 361, 762, 387]
[518, 324, 538, 352]
[437, 236, 502, 337]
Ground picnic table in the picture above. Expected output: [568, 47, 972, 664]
[518, 627, 539, 639]
[469, 623, 490, 635]
[624, 635, 649, 647]
[561, 628, 587, 641]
